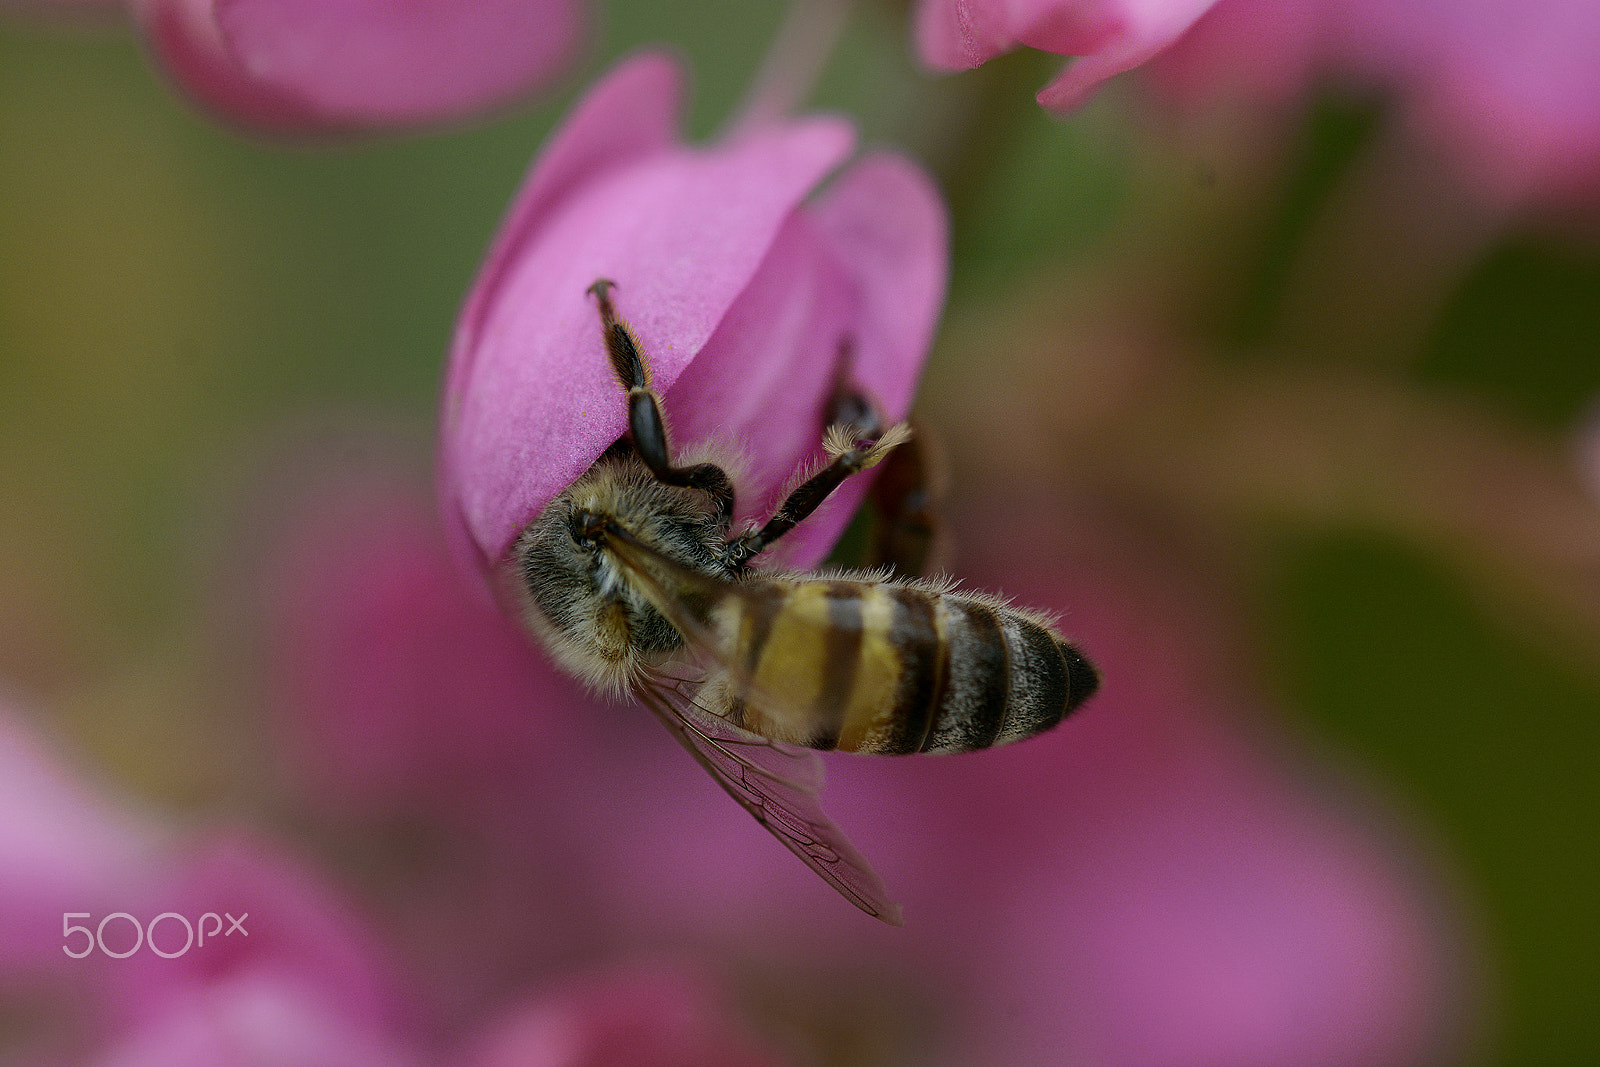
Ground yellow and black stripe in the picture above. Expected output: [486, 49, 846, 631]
[714, 578, 1097, 754]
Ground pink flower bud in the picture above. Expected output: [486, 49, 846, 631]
[439, 51, 948, 592]
[131, 0, 583, 134]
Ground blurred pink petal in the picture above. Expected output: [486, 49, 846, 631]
[88, 969, 422, 1067]
[460, 961, 793, 1067]
[0, 702, 166, 977]
[132, 0, 583, 133]
[106, 831, 415, 1026]
[1022, 785, 1456, 1067]
[916, 506, 1472, 1066]
[94, 832, 425, 1064]
[1157, 0, 1600, 205]
[0, 699, 423, 1063]
[439, 51, 947, 589]
[260, 467, 572, 817]
[914, 0, 1222, 110]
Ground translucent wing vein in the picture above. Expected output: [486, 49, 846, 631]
[635, 676, 904, 926]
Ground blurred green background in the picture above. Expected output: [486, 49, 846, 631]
[2, 3, 1598, 1063]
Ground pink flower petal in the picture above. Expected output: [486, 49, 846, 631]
[105, 831, 413, 1031]
[1032, 790, 1459, 1067]
[0, 703, 166, 976]
[914, 0, 1222, 111]
[459, 961, 793, 1067]
[441, 51, 945, 588]
[88, 970, 422, 1067]
[133, 0, 582, 133]
[260, 468, 570, 817]
[1157, 0, 1600, 205]
[805, 152, 949, 427]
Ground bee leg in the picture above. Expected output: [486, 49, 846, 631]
[588, 279, 735, 526]
[729, 419, 912, 568]
[822, 377, 946, 577]
[861, 424, 946, 577]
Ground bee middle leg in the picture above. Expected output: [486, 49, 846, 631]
[588, 279, 735, 524]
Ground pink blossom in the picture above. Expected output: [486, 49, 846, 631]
[3, 695, 799, 1065]
[913, 0, 1223, 111]
[438, 51, 948, 591]
[127, 0, 583, 134]
[0, 702, 166, 979]
[83, 833, 424, 1067]
[1156, 0, 1600, 206]
[0, 701, 419, 1063]
[84, 971, 423, 1067]
[258, 463, 572, 819]
[457, 961, 793, 1067]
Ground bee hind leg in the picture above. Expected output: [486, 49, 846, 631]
[587, 279, 735, 525]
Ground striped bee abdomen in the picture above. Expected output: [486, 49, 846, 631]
[713, 579, 1097, 755]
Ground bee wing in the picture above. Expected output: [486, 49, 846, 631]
[634, 674, 904, 926]
[598, 521, 807, 729]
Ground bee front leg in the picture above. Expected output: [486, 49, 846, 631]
[588, 280, 735, 525]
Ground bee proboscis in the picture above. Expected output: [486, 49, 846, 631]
[510, 279, 1098, 923]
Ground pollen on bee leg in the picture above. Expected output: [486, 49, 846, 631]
[822, 421, 912, 465]
[859, 422, 912, 468]
[822, 423, 863, 459]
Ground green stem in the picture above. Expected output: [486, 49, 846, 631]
[725, 0, 852, 135]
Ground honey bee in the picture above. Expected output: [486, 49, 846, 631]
[509, 279, 1098, 924]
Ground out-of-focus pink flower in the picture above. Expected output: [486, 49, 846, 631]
[259, 465, 571, 819]
[1156, 0, 1600, 206]
[128, 0, 584, 134]
[458, 961, 794, 1067]
[0, 702, 165, 979]
[439, 50, 948, 591]
[86, 830, 424, 1067]
[0, 698, 813, 1064]
[913, 0, 1223, 111]
[85, 970, 423, 1067]
[878, 503, 1473, 1067]
[0, 700, 422, 1064]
